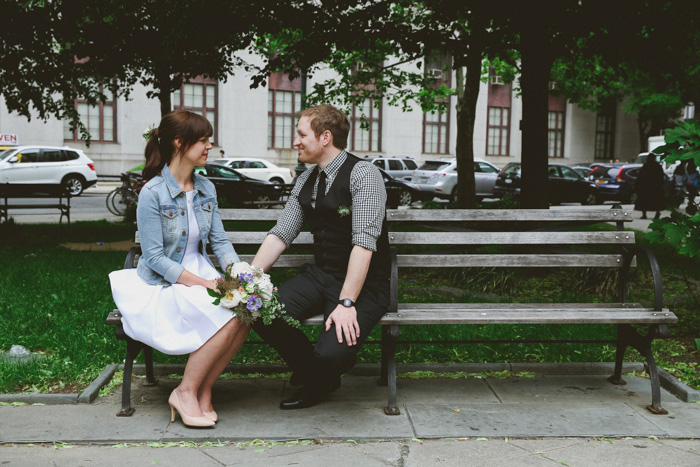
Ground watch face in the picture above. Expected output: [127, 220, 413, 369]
[340, 298, 354, 307]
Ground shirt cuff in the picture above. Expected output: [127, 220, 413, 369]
[164, 263, 186, 284]
[353, 233, 377, 252]
[268, 227, 295, 247]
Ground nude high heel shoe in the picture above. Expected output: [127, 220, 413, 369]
[203, 410, 218, 423]
[168, 390, 215, 428]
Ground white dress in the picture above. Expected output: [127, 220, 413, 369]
[109, 190, 234, 355]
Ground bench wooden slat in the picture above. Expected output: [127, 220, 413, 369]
[219, 231, 635, 245]
[218, 208, 634, 223]
[235, 254, 634, 268]
[109, 306, 676, 327]
[395, 254, 634, 267]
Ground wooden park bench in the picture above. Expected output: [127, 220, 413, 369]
[107, 205, 677, 416]
[0, 186, 71, 224]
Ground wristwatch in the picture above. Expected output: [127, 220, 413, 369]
[338, 298, 355, 308]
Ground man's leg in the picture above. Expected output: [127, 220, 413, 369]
[251, 264, 326, 384]
[313, 279, 390, 390]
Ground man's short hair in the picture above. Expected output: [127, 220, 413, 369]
[296, 104, 350, 150]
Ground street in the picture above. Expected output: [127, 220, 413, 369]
[3, 185, 122, 224]
[2, 183, 680, 233]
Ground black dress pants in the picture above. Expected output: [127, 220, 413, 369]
[252, 264, 389, 392]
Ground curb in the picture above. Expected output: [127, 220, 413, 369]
[1, 361, 692, 405]
[77, 364, 118, 403]
[657, 366, 700, 402]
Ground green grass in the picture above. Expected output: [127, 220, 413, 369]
[0, 220, 698, 393]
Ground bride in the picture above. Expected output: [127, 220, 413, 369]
[110, 110, 250, 428]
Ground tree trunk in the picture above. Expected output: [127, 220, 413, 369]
[519, 27, 553, 209]
[156, 65, 172, 118]
[454, 48, 482, 209]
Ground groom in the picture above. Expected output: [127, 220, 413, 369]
[251, 104, 391, 409]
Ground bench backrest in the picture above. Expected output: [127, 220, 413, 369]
[133, 206, 635, 270]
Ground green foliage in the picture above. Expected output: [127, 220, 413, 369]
[647, 120, 700, 257]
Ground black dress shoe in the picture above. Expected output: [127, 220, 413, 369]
[280, 389, 326, 410]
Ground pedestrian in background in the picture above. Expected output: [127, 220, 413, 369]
[219, 149, 227, 158]
[634, 154, 667, 219]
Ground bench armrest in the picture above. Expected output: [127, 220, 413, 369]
[619, 246, 663, 311]
[123, 246, 142, 270]
[389, 247, 398, 314]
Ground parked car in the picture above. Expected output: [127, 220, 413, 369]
[412, 158, 501, 202]
[493, 162, 599, 205]
[212, 157, 295, 184]
[194, 164, 285, 208]
[592, 163, 675, 204]
[378, 168, 420, 208]
[572, 165, 593, 179]
[366, 156, 419, 180]
[0, 145, 97, 196]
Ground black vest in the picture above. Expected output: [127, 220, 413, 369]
[298, 154, 390, 282]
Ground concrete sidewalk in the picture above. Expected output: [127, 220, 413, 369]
[1, 364, 699, 465]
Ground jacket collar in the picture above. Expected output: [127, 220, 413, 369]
[161, 164, 206, 199]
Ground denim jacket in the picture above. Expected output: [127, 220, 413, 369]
[136, 164, 239, 286]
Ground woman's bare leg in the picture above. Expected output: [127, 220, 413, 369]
[174, 318, 239, 417]
[198, 321, 251, 413]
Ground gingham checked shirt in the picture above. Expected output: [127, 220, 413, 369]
[269, 150, 387, 251]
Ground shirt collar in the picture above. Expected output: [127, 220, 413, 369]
[320, 150, 347, 180]
[161, 164, 205, 199]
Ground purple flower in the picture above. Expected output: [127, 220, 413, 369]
[247, 296, 263, 312]
[239, 272, 253, 283]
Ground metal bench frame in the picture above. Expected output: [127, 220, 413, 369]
[108, 205, 676, 416]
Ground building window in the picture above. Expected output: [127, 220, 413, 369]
[423, 109, 449, 154]
[486, 107, 510, 156]
[422, 50, 451, 154]
[63, 87, 116, 142]
[486, 68, 512, 156]
[349, 98, 381, 152]
[268, 90, 301, 148]
[172, 78, 218, 143]
[267, 71, 302, 149]
[547, 111, 565, 158]
[594, 104, 616, 160]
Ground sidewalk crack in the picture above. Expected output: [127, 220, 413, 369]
[484, 379, 503, 403]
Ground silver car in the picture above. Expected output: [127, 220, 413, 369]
[413, 158, 500, 202]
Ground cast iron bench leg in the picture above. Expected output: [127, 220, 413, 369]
[143, 346, 158, 387]
[377, 325, 389, 387]
[608, 324, 668, 415]
[118, 337, 142, 417]
[384, 325, 401, 415]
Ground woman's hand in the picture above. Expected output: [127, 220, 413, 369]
[204, 278, 220, 292]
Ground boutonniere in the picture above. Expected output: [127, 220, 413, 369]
[337, 205, 353, 217]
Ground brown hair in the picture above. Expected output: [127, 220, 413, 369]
[296, 104, 350, 150]
[143, 109, 213, 180]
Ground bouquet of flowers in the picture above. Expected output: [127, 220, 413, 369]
[207, 262, 298, 327]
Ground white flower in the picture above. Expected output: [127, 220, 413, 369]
[258, 277, 274, 300]
[220, 291, 240, 308]
[229, 262, 255, 278]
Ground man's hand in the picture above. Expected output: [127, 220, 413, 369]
[325, 305, 360, 346]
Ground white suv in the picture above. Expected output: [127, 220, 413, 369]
[413, 157, 501, 202]
[212, 158, 294, 184]
[366, 157, 418, 180]
[0, 145, 97, 196]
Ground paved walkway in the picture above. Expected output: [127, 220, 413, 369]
[1, 365, 699, 465]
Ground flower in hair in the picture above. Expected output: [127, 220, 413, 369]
[142, 125, 156, 142]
